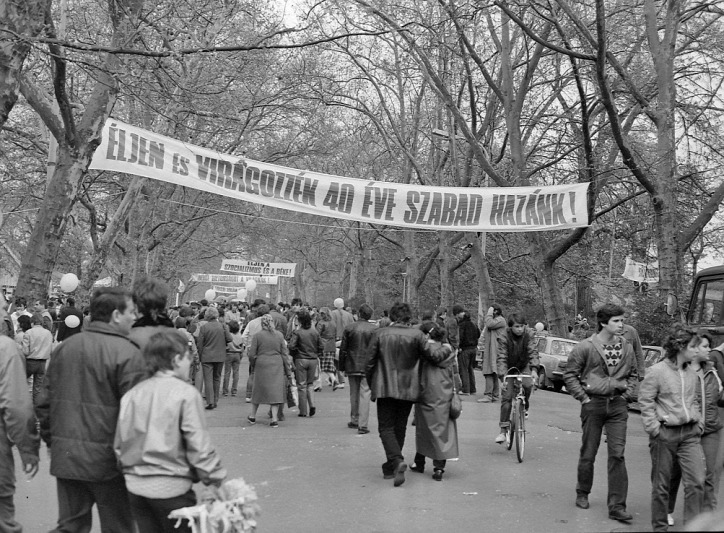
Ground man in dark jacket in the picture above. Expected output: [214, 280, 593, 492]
[456, 307, 480, 395]
[56, 297, 84, 342]
[340, 303, 378, 435]
[366, 302, 429, 487]
[35, 287, 146, 533]
[563, 303, 637, 523]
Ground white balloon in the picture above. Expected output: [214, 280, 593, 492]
[334, 298, 344, 309]
[64, 315, 81, 328]
[245, 279, 257, 291]
[59, 273, 80, 293]
[535, 322, 545, 332]
[204, 289, 216, 301]
[236, 288, 245, 299]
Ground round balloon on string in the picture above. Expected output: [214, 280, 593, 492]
[204, 289, 216, 301]
[60, 273, 79, 293]
[334, 298, 344, 309]
[64, 315, 81, 328]
[237, 288, 248, 299]
[245, 279, 257, 292]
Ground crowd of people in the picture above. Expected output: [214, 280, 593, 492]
[1, 284, 724, 531]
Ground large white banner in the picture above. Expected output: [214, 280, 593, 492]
[89, 119, 590, 232]
[219, 260, 296, 277]
[190, 273, 279, 284]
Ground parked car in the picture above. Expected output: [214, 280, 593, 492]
[628, 345, 666, 410]
[536, 336, 578, 393]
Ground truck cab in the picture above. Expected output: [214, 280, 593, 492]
[687, 265, 724, 346]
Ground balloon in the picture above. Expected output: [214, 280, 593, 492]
[59, 273, 79, 293]
[204, 289, 216, 301]
[334, 298, 344, 309]
[64, 315, 81, 328]
[535, 322, 545, 332]
[236, 288, 245, 299]
[245, 279, 257, 291]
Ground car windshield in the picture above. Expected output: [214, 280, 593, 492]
[549, 339, 576, 356]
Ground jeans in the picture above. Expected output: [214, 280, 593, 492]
[53, 476, 133, 533]
[576, 396, 629, 513]
[457, 348, 477, 394]
[669, 429, 720, 513]
[347, 375, 371, 429]
[484, 373, 499, 400]
[202, 362, 223, 406]
[650, 423, 705, 531]
[499, 377, 532, 428]
[376, 398, 413, 475]
[294, 358, 318, 416]
[25, 359, 47, 406]
[222, 353, 241, 395]
[128, 489, 196, 533]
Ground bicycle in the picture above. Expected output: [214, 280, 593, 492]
[502, 368, 532, 463]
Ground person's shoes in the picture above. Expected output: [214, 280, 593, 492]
[337, 383, 345, 389]
[205, 404, 215, 410]
[495, 431, 508, 444]
[432, 469, 444, 481]
[231, 393, 237, 397]
[393, 462, 407, 487]
[222, 392, 229, 397]
[608, 509, 632, 522]
[459, 392, 470, 396]
[410, 463, 424, 473]
[575, 495, 589, 509]
[270, 421, 279, 428]
[477, 396, 493, 403]
[309, 407, 316, 417]
[245, 398, 251, 403]
[333, 384, 341, 391]
[298, 414, 308, 417]
[525, 410, 529, 419]
[247, 415, 256, 424]
[667, 514, 674, 526]
[348, 422, 359, 429]
[278, 414, 285, 422]
[358, 427, 370, 434]
[383, 472, 394, 480]
[313, 386, 321, 392]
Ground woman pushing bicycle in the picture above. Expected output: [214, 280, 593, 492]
[494, 314, 539, 445]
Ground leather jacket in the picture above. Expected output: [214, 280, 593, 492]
[339, 320, 378, 375]
[366, 323, 429, 401]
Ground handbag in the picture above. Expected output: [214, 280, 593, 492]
[450, 384, 462, 420]
[286, 378, 297, 408]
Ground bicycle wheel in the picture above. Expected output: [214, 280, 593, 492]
[506, 403, 515, 451]
[515, 397, 525, 462]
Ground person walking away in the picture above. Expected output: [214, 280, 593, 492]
[0, 333, 40, 532]
[478, 305, 506, 403]
[339, 304, 378, 434]
[115, 331, 226, 533]
[223, 320, 243, 397]
[241, 304, 269, 402]
[56, 297, 83, 342]
[563, 303, 637, 523]
[410, 321, 460, 481]
[288, 309, 322, 418]
[667, 332, 722, 525]
[639, 324, 706, 531]
[21, 312, 54, 406]
[494, 314, 539, 444]
[456, 308, 480, 395]
[316, 307, 339, 389]
[35, 287, 147, 532]
[197, 307, 231, 410]
[247, 315, 290, 427]
[331, 299, 354, 388]
[366, 302, 431, 487]
[128, 277, 175, 351]
[14, 316, 31, 349]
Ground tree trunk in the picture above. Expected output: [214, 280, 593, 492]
[439, 232, 452, 311]
[531, 235, 568, 337]
[467, 233, 494, 326]
[405, 231, 419, 311]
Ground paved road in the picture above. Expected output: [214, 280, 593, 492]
[14, 365, 722, 532]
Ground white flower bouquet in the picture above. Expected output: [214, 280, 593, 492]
[168, 478, 260, 533]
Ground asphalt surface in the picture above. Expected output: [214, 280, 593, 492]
[14, 365, 724, 532]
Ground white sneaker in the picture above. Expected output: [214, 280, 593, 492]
[525, 410, 529, 419]
[667, 514, 674, 526]
[495, 432, 507, 444]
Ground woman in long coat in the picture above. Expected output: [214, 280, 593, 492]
[411, 321, 461, 481]
[479, 305, 506, 403]
[248, 314, 290, 427]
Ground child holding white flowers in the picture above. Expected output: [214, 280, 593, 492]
[115, 330, 227, 533]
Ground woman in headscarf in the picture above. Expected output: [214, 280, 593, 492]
[410, 321, 461, 481]
[316, 307, 339, 390]
[247, 314, 291, 428]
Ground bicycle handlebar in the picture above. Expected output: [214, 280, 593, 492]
[503, 374, 532, 380]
